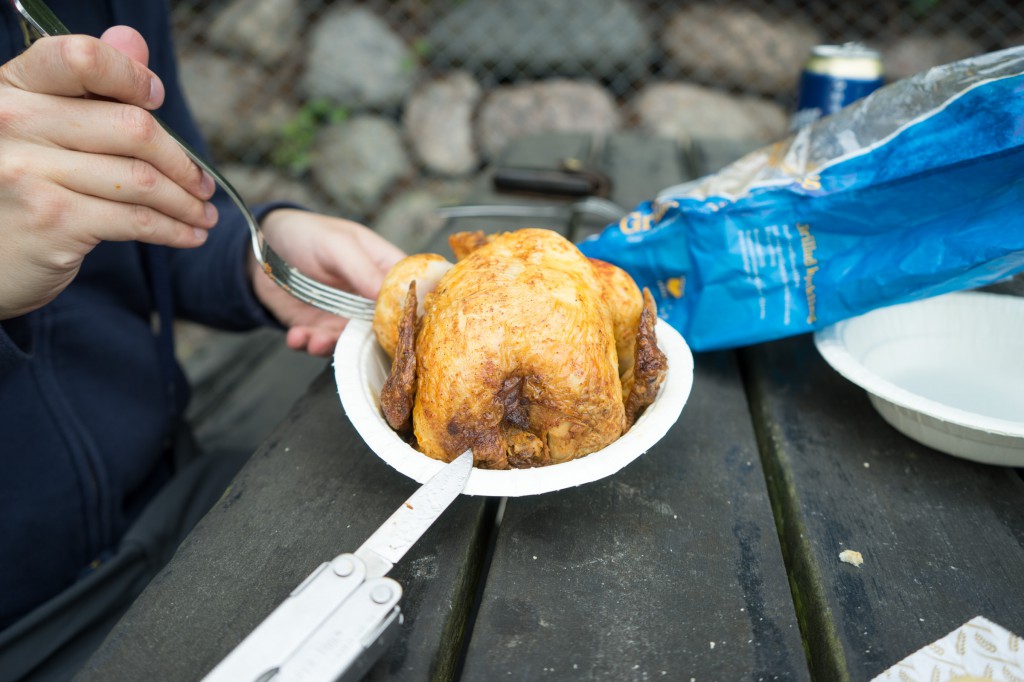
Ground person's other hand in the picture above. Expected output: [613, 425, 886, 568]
[0, 28, 217, 320]
[250, 209, 406, 356]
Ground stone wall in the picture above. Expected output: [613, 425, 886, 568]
[174, 0, 1004, 252]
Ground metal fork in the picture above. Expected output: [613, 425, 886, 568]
[15, 0, 379, 321]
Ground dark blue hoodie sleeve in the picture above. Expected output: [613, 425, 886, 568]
[132, 0, 302, 330]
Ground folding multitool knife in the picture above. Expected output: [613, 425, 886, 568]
[201, 451, 473, 682]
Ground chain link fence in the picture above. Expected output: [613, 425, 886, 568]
[168, 0, 1023, 248]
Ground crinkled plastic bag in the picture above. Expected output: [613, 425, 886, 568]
[579, 47, 1024, 351]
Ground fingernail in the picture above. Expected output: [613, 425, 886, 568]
[200, 171, 215, 197]
[204, 202, 218, 225]
[148, 77, 165, 108]
[193, 228, 208, 243]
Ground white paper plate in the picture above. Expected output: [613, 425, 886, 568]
[334, 318, 694, 496]
[814, 291, 1024, 466]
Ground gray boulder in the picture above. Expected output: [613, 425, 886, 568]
[372, 182, 473, 254]
[302, 7, 418, 110]
[882, 32, 983, 82]
[207, 0, 302, 67]
[177, 50, 298, 158]
[425, 0, 650, 86]
[403, 72, 482, 177]
[661, 5, 819, 95]
[629, 83, 788, 146]
[312, 116, 413, 218]
[476, 80, 621, 160]
[222, 164, 331, 216]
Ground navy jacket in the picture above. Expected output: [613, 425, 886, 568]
[0, 0, 282, 628]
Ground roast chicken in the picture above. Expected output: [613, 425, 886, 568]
[373, 228, 667, 470]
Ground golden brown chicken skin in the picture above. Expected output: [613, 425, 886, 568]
[375, 228, 667, 470]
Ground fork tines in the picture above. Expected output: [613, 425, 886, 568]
[263, 247, 377, 321]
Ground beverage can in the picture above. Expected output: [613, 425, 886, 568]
[791, 43, 884, 130]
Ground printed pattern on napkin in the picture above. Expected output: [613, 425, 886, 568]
[872, 616, 1023, 682]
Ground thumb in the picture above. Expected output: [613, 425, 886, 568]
[98, 25, 160, 106]
[99, 25, 149, 67]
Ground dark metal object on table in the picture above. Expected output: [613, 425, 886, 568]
[492, 132, 612, 200]
[492, 160, 611, 199]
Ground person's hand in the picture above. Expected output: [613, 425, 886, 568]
[0, 28, 217, 320]
[250, 209, 406, 356]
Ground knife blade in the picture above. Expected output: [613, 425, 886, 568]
[202, 450, 474, 682]
[355, 449, 474, 579]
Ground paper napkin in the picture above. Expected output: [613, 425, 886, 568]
[871, 616, 1023, 682]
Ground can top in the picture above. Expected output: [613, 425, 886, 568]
[806, 42, 884, 79]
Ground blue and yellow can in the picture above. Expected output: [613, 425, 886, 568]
[791, 43, 884, 130]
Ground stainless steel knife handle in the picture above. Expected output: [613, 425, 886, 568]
[202, 454, 474, 682]
[201, 554, 368, 682]
[275, 577, 403, 682]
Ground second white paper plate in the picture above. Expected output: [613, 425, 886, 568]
[814, 291, 1024, 466]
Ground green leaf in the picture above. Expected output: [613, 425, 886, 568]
[271, 99, 349, 176]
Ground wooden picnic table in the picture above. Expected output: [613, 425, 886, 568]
[77, 132, 1024, 682]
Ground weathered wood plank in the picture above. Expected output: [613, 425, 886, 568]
[460, 352, 811, 681]
[741, 334, 1024, 681]
[76, 372, 491, 681]
[459, 131, 807, 680]
[183, 327, 327, 455]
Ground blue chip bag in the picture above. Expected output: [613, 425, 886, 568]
[579, 47, 1024, 351]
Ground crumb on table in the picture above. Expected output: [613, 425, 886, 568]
[839, 549, 864, 567]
